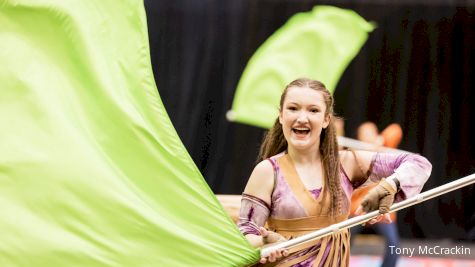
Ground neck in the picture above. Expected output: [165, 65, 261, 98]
[287, 145, 321, 164]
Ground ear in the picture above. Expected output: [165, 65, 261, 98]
[322, 114, 330, 129]
[278, 110, 283, 125]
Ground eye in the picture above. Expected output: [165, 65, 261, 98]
[287, 106, 297, 111]
[310, 108, 319, 113]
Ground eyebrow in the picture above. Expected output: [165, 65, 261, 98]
[285, 102, 323, 108]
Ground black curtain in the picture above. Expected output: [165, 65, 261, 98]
[144, 0, 475, 240]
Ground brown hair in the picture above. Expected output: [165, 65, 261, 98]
[258, 78, 343, 215]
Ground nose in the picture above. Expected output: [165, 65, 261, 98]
[296, 111, 308, 123]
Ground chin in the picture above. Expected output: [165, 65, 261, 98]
[289, 141, 312, 150]
[289, 136, 320, 149]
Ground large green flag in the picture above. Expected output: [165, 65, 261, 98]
[0, 0, 258, 266]
[228, 6, 375, 129]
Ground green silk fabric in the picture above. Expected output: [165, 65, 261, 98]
[228, 6, 375, 129]
[0, 0, 258, 266]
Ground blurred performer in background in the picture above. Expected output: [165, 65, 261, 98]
[350, 122, 403, 267]
[237, 78, 431, 266]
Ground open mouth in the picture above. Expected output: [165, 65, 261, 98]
[292, 127, 310, 135]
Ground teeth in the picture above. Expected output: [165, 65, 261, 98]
[294, 128, 309, 131]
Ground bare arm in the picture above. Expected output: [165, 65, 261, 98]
[340, 150, 377, 186]
[239, 160, 288, 263]
[341, 150, 431, 224]
[243, 160, 275, 205]
[340, 150, 433, 197]
[240, 160, 275, 247]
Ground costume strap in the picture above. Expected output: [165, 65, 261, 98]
[260, 230, 349, 267]
[276, 154, 321, 216]
[268, 214, 348, 240]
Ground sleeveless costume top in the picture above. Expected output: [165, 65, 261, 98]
[239, 151, 432, 267]
[260, 153, 354, 267]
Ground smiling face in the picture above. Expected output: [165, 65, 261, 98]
[279, 86, 330, 152]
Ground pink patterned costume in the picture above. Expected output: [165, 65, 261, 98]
[238, 152, 431, 267]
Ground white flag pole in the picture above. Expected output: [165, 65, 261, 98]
[261, 173, 475, 257]
[337, 136, 409, 154]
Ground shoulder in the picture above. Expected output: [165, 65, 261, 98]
[339, 150, 377, 183]
[249, 160, 275, 186]
[252, 152, 285, 177]
[339, 150, 354, 177]
[243, 159, 275, 205]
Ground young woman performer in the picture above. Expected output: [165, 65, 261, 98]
[238, 78, 432, 266]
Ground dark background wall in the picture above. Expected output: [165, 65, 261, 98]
[144, 0, 475, 240]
